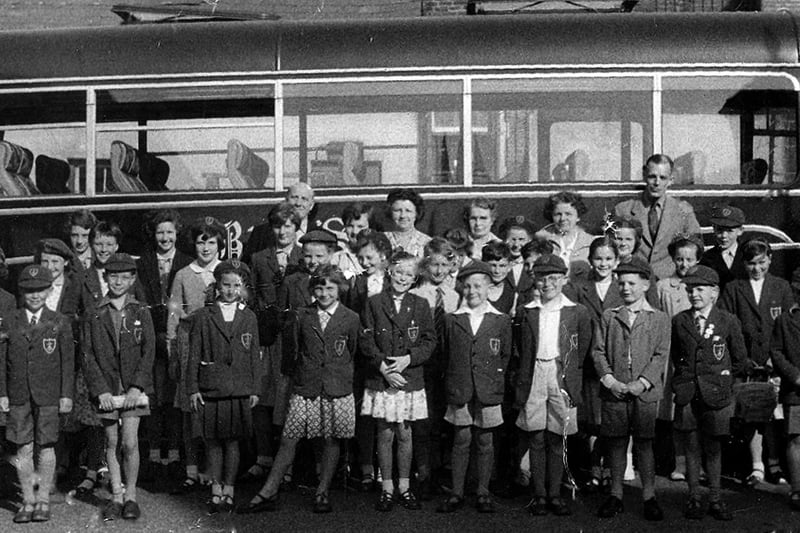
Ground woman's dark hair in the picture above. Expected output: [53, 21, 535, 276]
[612, 216, 643, 253]
[268, 202, 302, 230]
[386, 188, 425, 221]
[482, 241, 511, 262]
[543, 191, 588, 222]
[342, 202, 373, 226]
[143, 209, 181, 244]
[463, 196, 498, 226]
[589, 235, 619, 259]
[667, 236, 704, 261]
[66, 209, 97, 233]
[190, 217, 227, 253]
[354, 230, 392, 257]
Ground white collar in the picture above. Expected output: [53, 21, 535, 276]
[525, 293, 576, 309]
[318, 301, 339, 316]
[453, 302, 502, 316]
[189, 259, 220, 274]
[157, 249, 176, 261]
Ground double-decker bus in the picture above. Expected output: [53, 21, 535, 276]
[1, 12, 799, 272]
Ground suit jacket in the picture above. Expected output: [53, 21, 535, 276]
[82, 296, 156, 398]
[0, 287, 15, 318]
[0, 308, 74, 405]
[614, 194, 700, 280]
[671, 306, 748, 409]
[187, 303, 260, 398]
[360, 292, 436, 392]
[719, 274, 793, 365]
[565, 274, 661, 322]
[512, 299, 592, 408]
[286, 303, 362, 398]
[345, 273, 391, 315]
[592, 301, 671, 403]
[700, 245, 746, 292]
[251, 246, 301, 346]
[136, 249, 193, 333]
[443, 309, 512, 406]
[770, 307, 800, 405]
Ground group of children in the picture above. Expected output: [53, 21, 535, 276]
[2, 193, 800, 526]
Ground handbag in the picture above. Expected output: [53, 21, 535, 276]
[733, 376, 778, 424]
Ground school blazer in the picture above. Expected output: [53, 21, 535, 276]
[614, 194, 701, 280]
[0, 287, 15, 319]
[0, 308, 74, 406]
[136, 249, 193, 333]
[287, 304, 362, 399]
[187, 304, 260, 398]
[489, 278, 517, 315]
[345, 273, 391, 315]
[512, 301, 592, 408]
[251, 246, 301, 347]
[770, 307, 800, 405]
[592, 303, 671, 403]
[82, 297, 156, 398]
[442, 311, 512, 406]
[700, 246, 746, 292]
[360, 292, 436, 393]
[671, 307, 749, 409]
[719, 274, 793, 366]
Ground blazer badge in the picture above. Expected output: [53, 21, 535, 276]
[771, 306, 782, 320]
[407, 325, 419, 342]
[334, 338, 346, 357]
[713, 343, 725, 361]
[489, 337, 500, 356]
[241, 333, 253, 350]
[43, 338, 57, 354]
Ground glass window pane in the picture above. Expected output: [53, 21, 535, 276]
[96, 85, 275, 193]
[0, 91, 85, 196]
[473, 77, 651, 183]
[284, 80, 462, 187]
[662, 76, 797, 185]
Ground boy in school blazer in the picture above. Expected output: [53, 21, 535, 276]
[672, 266, 749, 521]
[592, 257, 670, 522]
[0, 265, 74, 524]
[699, 206, 747, 292]
[513, 254, 593, 516]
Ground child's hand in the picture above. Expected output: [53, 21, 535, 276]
[385, 372, 407, 389]
[59, 398, 73, 414]
[601, 374, 628, 399]
[123, 387, 142, 409]
[190, 392, 205, 412]
[98, 393, 114, 411]
[387, 354, 411, 374]
[626, 380, 645, 397]
[0, 396, 8, 412]
[249, 395, 259, 408]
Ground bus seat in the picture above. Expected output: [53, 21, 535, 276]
[109, 141, 156, 193]
[35, 155, 71, 194]
[310, 141, 380, 187]
[0, 141, 40, 196]
[673, 151, 706, 185]
[226, 138, 270, 189]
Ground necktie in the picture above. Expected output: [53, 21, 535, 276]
[319, 310, 330, 331]
[30, 315, 37, 326]
[695, 314, 705, 334]
[434, 287, 445, 334]
[723, 250, 734, 269]
[648, 202, 660, 242]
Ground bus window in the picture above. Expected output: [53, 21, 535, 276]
[283, 80, 462, 187]
[662, 75, 798, 185]
[0, 91, 85, 196]
[96, 85, 275, 193]
[472, 77, 651, 184]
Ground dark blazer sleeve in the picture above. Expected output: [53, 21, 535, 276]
[726, 312, 749, 377]
[59, 315, 75, 400]
[771, 312, 800, 385]
[576, 304, 593, 374]
[82, 316, 111, 398]
[408, 298, 436, 367]
[186, 311, 203, 395]
[131, 306, 157, 393]
[360, 297, 386, 369]
[639, 311, 670, 388]
[0, 326, 7, 398]
[592, 312, 613, 378]
[499, 314, 513, 371]
[247, 310, 261, 394]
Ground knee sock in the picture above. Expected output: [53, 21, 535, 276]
[546, 431, 565, 499]
[528, 431, 547, 498]
[37, 447, 56, 504]
[608, 437, 627, 500]
[15, 443, 36, 505]
[704, 436, 723, 502]
[451, 427, 472, 497]
[475, 429, 493, 497]
[635, 438, 656, 501]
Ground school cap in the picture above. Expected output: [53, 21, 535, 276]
[682, 265, 719, 287]
[18, 264, 53, 290]
[498, 216, 536, 238]
[532, 254, 568, 275]
[614, 256, 652, 279]
[299, 229, 338, 246]
[104, 253, 137, 273]
[456, 260, 493, 281]
[709, 205, 745, 229]
[36, 238, 73, 260]
[213, 258, 251, 281]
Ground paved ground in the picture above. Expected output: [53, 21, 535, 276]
[1, 467, 799, 533]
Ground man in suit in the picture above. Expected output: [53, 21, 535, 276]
[614, 154, 701, 281]
[700, 205, 747, 291]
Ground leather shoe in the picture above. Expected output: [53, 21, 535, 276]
[237, 492, 279, 514]
[684, 496, 704, 520]
[313, 492, 332, 514]
[436, 495, 465, 513]
[103, 501, 123, 521]
[643, 498, 664, 521]
[13, 504, 34, 524]
[528, 496, 548, 516]
[122, 500, 141, 520]
[598, 495, 624, 518]
[476, 495, 495, 513]
[375, 491, 394, 512]
[708, 500, 733, 521]
[31, 502, 50, 522]
[399, 489, 422, 510]
[548, 497, 571, 516]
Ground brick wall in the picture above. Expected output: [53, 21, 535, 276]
[422, 0, 468, 15]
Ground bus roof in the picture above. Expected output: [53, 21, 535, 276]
[1, 12, 798, 82]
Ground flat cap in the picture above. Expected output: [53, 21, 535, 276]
[709, 205, 745, 229]
[214, 258, 251, 281]
[682, 265, 720, 287]
[36, 238, 73, 260]
[498, 216, 536, 238]
[532, 253, 568, 275]
[104, 253, 137, 273]
[18, 264, 53, 290]
[299, 229, 338, 246]
[614, 256, 652, 279]
[457, 260, 493, 281]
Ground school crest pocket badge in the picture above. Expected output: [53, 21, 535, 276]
[241, 333, 252, 350]
[771, 306, 782, 320]
[43, 338, 56, 354]
[407, 325, 419, 342]
[489, 338, 500, 356]
[569, 333, 579, 351]
[133, 328, 142, 343]
[334, 338, 346, 357]
[712, 343, 725, 361]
